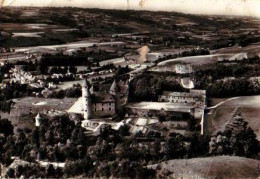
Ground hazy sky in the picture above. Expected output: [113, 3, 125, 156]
[2, 0, 260, 18]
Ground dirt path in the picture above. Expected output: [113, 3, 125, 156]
[207, 97, 241, 109]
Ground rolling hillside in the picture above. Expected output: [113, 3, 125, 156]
[150, 156, 260, 179]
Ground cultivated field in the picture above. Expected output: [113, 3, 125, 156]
[0, 23, 87, 48]
[158, 54, 231, 66]
[154, 54, 233, 72]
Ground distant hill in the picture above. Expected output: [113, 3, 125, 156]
[149, 156, 260, 179]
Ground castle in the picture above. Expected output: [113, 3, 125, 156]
[82, 79, 120, 120]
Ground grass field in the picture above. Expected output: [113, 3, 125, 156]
[211, 42, 260, 55]
[8, 97, 77, 132]
[150, 156, 260, 179]
[155, 54, 233, 72]
[0, 23, 88, 48]
[158, 54, 233, 66]
[57, 80, 84, 90]
[206, 95, 260, 140]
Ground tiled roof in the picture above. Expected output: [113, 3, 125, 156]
[92, 92, 115, 103]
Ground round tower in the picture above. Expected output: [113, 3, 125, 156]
[109, 79, 120, 110]
[82, 79, 92, 120]
[35, 113, 41, 127]
[109, 79, 120, 96]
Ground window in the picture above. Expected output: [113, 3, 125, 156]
[109, 108, 111, 111]
[102, 108, 104, 111]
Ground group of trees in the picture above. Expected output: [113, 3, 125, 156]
[46, 84, 82, 99]
[129, 73, 185, 102]
[0, 115, 155, 178]
[0, 118, 13, 137]
[50, 12, 77, 27]
[5, 163, 63, 178]
[16, 60, 37, 72]
[209, 112, 259, 157]
[0, 82, 28, 101]
[195, 60, 260, 81]
[0, 100, 13, 113]
[205, 78, 260, 97]
[50, 66, 77, 74]
[194, 57, 260, 97]
[0, 115, 88, 168]
[45, 74, 76, 85]
[0, 113, 211, 178]
[40, 49, 123, 75]
[41, 53, 89, 70]
[1, 110, 258, 178]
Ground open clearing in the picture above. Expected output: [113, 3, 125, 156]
[154, 54, 233, 72]
[211, 42, 260, 55]
[57, 80, 84, 90]
[0, 23, 72, 32]
[158, 54, 231, 67]
[206, 95, 260, 140]
[8, 97, 77, 132]
[150, 156, 260, 179]
[14, 41, 125, 53]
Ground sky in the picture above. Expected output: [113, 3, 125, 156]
[1, 0, 260, 18]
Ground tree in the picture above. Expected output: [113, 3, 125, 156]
[69, 66, 77, 74]
[0, 118, 13, 136]
[6, 168, 15, 178]
[163, 135, 186, 159]
[157, 113, 166, 123]
[188, 133, 209, 158]
[31, 128, 40, 147]
[37, 59, 47, 74]
[118, 125, 130, 136]
[47, 164, 56, 177]
[153, 139, 161, 156]
[209, 110, 259, 157]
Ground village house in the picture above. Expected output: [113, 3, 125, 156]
[158, 90, 206, 107]
[158, 89, 206, 119]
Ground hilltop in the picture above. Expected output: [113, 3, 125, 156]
[150, 156, 260, 179]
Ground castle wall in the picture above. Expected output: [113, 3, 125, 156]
[91, 102, 116, 117]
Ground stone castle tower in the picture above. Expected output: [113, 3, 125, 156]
[109, 79, 120, 110]
[35, 113, 41, 127]
[82, 79, 92, 120]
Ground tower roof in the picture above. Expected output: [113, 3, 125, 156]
[82, 79, 91, 97]
[83, 79, 89, 88]
[35, 113, 41, 120]
[109, 79, 120, 93]
[35, 113, 41, 127]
